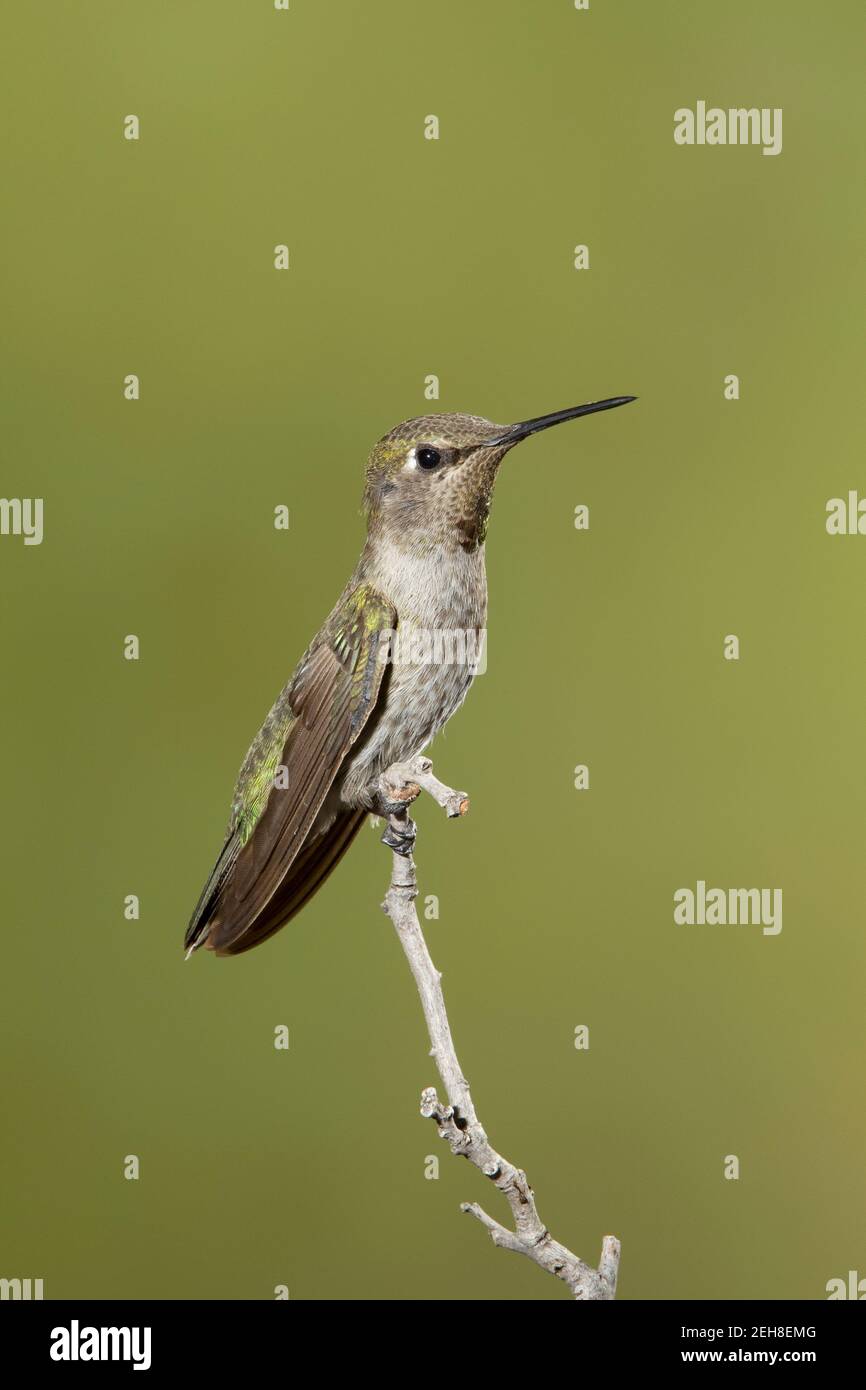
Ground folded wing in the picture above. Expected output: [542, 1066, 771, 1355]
[185, 583, 395, 956]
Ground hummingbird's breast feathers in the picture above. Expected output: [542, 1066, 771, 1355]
[362, 532, 487, 634]
[335, 535, 489, 805]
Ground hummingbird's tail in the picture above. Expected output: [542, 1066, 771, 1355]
[184, 832, 240, 957]
[190, 808, 367, 957]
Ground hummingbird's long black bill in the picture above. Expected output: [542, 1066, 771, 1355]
[483, 395, 637, 447]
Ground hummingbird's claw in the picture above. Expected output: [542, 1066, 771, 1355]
[381, 816, 417, 857]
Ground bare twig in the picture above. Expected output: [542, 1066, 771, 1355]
[375, 754, 620, 1301]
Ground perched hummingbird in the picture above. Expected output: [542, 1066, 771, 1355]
[185, 396, 635, 957]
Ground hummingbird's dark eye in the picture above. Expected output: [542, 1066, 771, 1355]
[416, 446, 441, 470]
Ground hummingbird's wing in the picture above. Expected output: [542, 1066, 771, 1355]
[185, 583, 395, 956]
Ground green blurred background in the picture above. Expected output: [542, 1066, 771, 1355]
[2, 1, 864, 1301]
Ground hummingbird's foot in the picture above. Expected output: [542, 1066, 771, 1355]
[381, 815, 417, 857]
[374, 771, 421, 817]
[377, 757, 469, 820]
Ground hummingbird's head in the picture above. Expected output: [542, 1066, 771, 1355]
[363, 398, 636, 552]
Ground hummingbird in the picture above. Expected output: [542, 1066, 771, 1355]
[185, 396, 635, 957]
